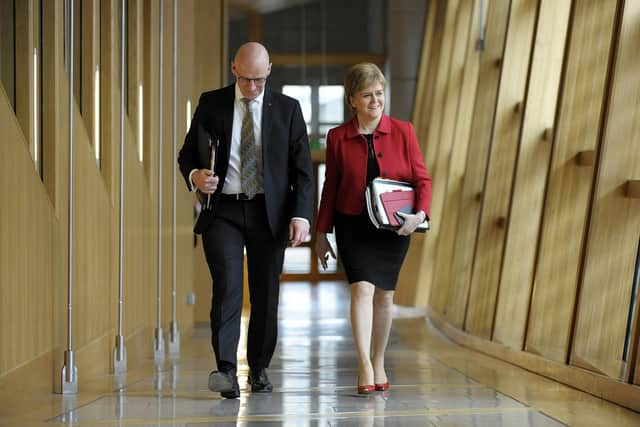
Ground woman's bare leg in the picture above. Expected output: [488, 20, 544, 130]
[371, 289, 394, 384]
[350, 281, 376, 385]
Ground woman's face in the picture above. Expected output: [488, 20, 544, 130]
[350, 81, 385, 121]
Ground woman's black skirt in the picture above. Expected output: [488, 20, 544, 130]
[334, 211, 410, 291]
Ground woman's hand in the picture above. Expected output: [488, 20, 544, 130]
[314, 232, 337, 270]
[396, 210, 426, 236]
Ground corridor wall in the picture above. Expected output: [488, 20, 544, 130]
[0, 0, 226, 396]
[399, 0, 640, 411]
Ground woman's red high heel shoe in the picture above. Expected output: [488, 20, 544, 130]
[374, 382, 390, 391]
[357, 377, 375, 394]
[357, 383, 375, 394]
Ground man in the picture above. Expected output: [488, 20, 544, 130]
[178, 42, 313, 399]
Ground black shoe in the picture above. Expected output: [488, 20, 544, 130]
[208, 370, 240, 399]
[248, 368, 273, 393]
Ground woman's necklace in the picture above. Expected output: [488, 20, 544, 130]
[358, 125, 376, 134]
[358, 118, 379, 134]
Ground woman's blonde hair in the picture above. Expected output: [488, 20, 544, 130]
[344, 63, 386, 110]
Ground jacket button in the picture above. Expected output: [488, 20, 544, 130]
[377, 152, 383, 158]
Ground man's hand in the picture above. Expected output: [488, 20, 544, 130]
[192, 169, 219, 194]
[314, 232, 336, 270]
[396, 211, 426, 236]
[289, 219, 310, 247]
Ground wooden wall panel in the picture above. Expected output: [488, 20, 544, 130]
[492, 0, 572, 350]
[430, 0, 480, 314]
[0, 95, 54, 374]
[191, 0, 225, 323]
[406, 0, 461, 309]
[159, 0, 174, 331]
[464, 0, 539, 338]
[525, 0, 617, 363]
[418, 0, 468, 310]
[123, 122, 155, 338]
[0, 0, 225, 391]
[80, 0, 100, 155]
[143, 0, 156, 186]
[0, 1, 16, 109]
[444, 0, 511, 328]
[414, 0, 447, 165]
[571, 0, 640, 379]
[411, 1, 437, 132]
[73, 111, 113, 350]
[416, 0, 640, 410]
[396, 0, 456, 307]
[417, 0, 472, 311]
[13, 0, 36, 156]
[174, 0, 198, 331]
[101, 0, 121, 199]
[396, 0, 438, 307]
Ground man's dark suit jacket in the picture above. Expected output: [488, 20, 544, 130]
[178, 84, 314, 238]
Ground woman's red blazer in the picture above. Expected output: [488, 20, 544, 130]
[316, 114, 432, 233]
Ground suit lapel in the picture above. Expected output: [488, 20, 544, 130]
[261, 89, 273, 156]
[222, 85, 235, 154]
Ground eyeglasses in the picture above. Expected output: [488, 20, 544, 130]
[237, 76, 267, 85]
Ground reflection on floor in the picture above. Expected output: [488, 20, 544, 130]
[5, 281, 640, 426]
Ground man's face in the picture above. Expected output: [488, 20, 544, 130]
[232, 60, 271, 100]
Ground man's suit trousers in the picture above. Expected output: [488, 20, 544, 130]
[201, 194, 287, 371]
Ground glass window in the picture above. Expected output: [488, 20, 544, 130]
[319, 85, 343, 123]
[0, 0, 16, 110]
[319, 124, 336, 136]
[316, 165, 338, 273]
[282, 85, 311, 124]
[282, 247, 312, 274]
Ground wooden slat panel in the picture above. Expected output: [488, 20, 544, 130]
[492, 0, 572, 350]
[414, 0, 446, 153]
[430, 308, 640, 413]
[525, 0, 617, 363]
[396, 0, 439, 307]
[413, 0, 469, 310]
[411, 1, 437, 129]
[626, 180, 640, 199]
[422, 0, 474, 311]
[80, 0, 99, 150]
[571, 0, 640, 379]
[430, 0, 482, 314]
[73, 108, 114, 348]
[0, 0, 224, 391]
[191, 0, 227, 322]
[444, 0, 511, 328]
[464, 0, 539, 338]
[396, 0, 459, 307]
[13, 0, 35, 154]
[174, 0, 200, 331]
[0, 93, 54, 375]
[0, 1, 16, 108]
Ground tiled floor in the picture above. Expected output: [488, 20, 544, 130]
[6, 281, 640, 426]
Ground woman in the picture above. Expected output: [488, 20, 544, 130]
[314, 63, 432, 394]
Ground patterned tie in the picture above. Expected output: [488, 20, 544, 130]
[240, 98, 263, 198]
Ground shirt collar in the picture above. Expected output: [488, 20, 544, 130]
[234, 83, 265, 106]
[345, 114, 391, 139]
